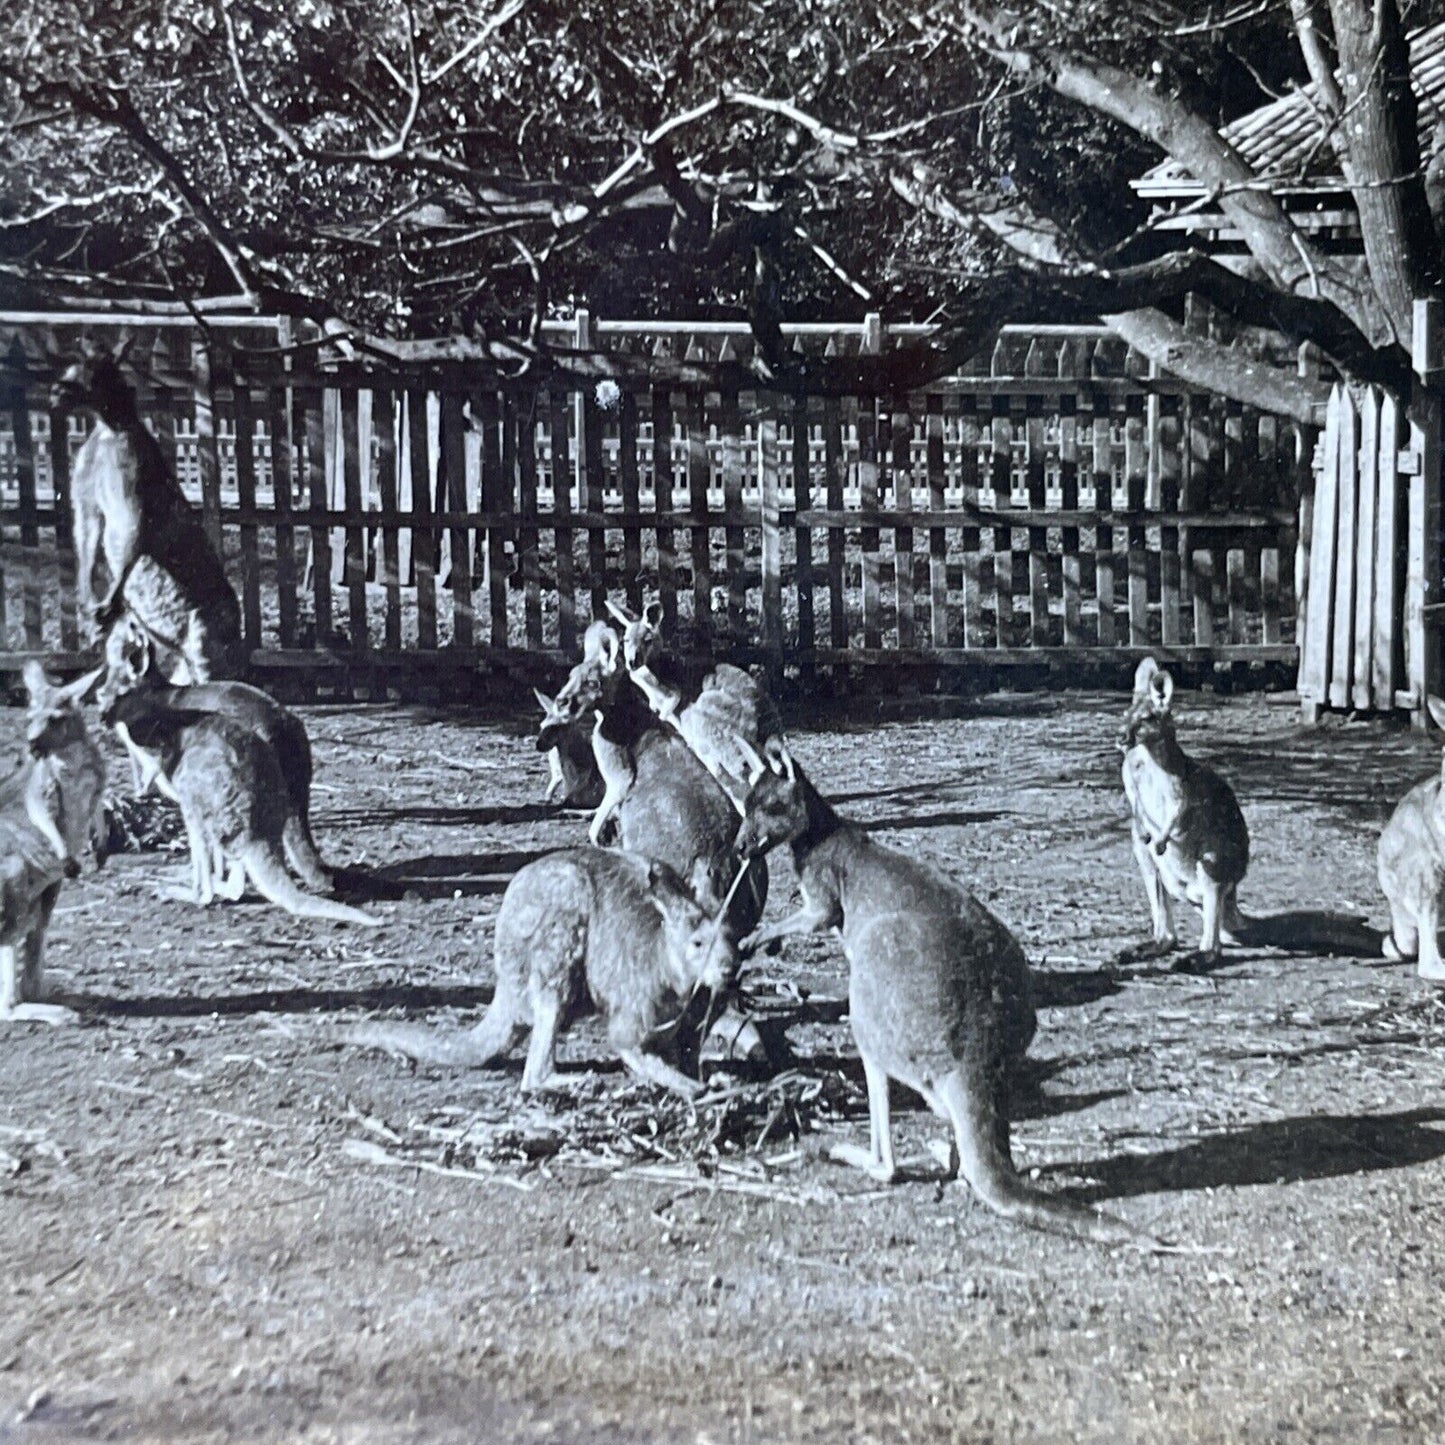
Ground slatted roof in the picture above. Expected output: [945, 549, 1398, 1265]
[1133, 20, 1445, 198]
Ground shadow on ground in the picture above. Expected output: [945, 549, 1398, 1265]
[1056, 1108, 1445, 1201]
[370, 850, 554, 898]
[64, 982, 495, 1020]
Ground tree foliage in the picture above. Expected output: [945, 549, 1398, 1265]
[3, 0, 1444, 412]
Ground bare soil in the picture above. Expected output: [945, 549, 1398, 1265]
[2, 690, 1444, 1444]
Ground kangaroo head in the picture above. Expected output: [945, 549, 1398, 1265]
[607, 599, 664, 670]
[21, 661, 108, 869]
[735, 737, 807, 858]
[645, 859, 735, 994]
[54, 341, 139, 428]
[1119, 657, 1176, 752]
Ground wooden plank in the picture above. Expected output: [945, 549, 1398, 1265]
[267, 376, 298, 649]
[231, 356, 263, 649]
[5, 352, 39, 647]
[651, 386, 678, 635]
[1091, 474, 1113, 647]
[339, 387, 368, 651]
[190, 337, 224, 555]
[440, 388, 473, 649]
[958, 397, 984, 648]
[1056, 392, 1081, 645]
[1372, 391, 1401, 708]
[1328, 386, 1359, 709]
[891, 396, 916, 649]
[580, 385, 608, 621]
[925, 394, 948, 649]
[719, 386, 746, 646]
[1408, 300, 1443, 725]
[857, 394, 882, 650]
[47, 393, 77, 652]
[516, 392, 543, 651]
[619, 388, 643, 614]
[1192, 549, 1216, 646]
[1299, 386, 1342, 708]
[409, 386, 438, 652]
[822, 390, 847, 650]
[1158, 394, 1183, 648]
[297, 383, 332, 647]
[990, 397, 1013, 646]
[549, 388, 577, 654]
[1351, 387, 1379, 710]
[686, 389, 713, 650]
[1261, 548, 1281, 647]
[1126, 473, 1148, 646]
[1025, 394, 1049, 647]
[479, 387, 508, 648]
[1226, 547, 1247, 644]
[759, 404, 783, 682]
[792, 390, 817, 666]
[374, 387, 402, 651]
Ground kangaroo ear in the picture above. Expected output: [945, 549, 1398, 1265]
[533, 687, 553, 713]
[763, 736, 795, 782]
[644, 600, 664, 628]
[21, 659, 51, 708]
[605, 598, 635, 625]
[735, 734, 767, 784]
[62, 663, 106, 705]
[1149, 669, 1175, 713]
[1428, 695, 1445, 732]
[1132, 656, 1159, 699]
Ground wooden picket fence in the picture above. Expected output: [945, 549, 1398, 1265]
[0, 312, 1308, 695]
[1296, 300, 1445, 726]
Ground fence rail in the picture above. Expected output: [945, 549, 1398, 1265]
[0, 316, 1308, 690]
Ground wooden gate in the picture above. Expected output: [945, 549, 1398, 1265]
[1298, 301, 1444, 727]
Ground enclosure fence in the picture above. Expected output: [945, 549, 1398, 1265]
[0, 313, 1309, 692]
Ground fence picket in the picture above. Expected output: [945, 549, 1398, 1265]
[1328, 387, 1359, 709]
[1352, 388, 1380, 710]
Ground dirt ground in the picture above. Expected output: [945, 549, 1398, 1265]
[2, 687, 1444, 1444]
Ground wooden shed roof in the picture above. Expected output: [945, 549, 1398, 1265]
[1133, 20, 1445, 200]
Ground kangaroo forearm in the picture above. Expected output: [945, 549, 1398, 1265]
[749, 904, 835, 950]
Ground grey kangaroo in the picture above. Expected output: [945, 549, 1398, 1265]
[101, 689, 378, 928]
[56, 344, 241, 680]
[1378, 695, 1445, 979]
[99, 615, 335, 893]
[352, 848, 735, 1097]
[0, 662, 109, 1024]
[1119, 658, 1249, 968]
[734, 736, 1136, 1244]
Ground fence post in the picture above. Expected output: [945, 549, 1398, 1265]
[1408, 298, 1444, 727]
[190, 335, 224, 555]
[758, 400, 783, 688]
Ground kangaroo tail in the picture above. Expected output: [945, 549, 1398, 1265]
[942, 1070, 1147, 1247]
[242, 842, 379, 927]
[1221, 890, 1257, 946]
[349, 1003, 521, 1067]
[282, 814, 334, 895]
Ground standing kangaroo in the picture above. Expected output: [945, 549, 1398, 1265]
[1119, 658, 1249, 968]
[99, 616, 335, 893]
[101, 689, 378, 928]
[56, 346, 241, 681]
[352, 848, 735, 1097]
[534, 620, 615, 807]
[1378, 694, 1445, 979]
[0, 662, 109, 1024]
[734, 737, 1134, 1243]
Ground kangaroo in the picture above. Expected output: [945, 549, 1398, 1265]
[100, 689, 378, 928]
[0, 662, 108, 1024]
[99, 615, 334, 892]
[55, 345, 241, 681]
[351, 848, 735, 1097]
[733, 736, 1135, 1244]
[1378, 695, 1445, 980]
[1119, 658, 1249, 968]
[629, 661, 783, 810]
[534, 620, 615, 807]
